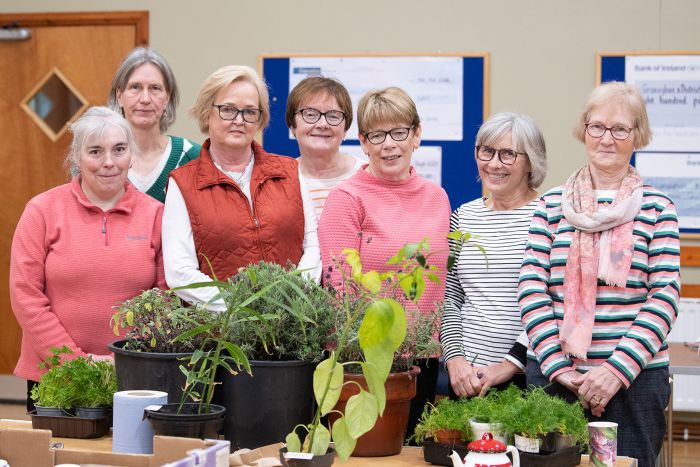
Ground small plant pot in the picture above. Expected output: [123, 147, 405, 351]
[145, 403, 225, 439]
[469, 418, 508, 444]
[435, 428, 465, 446]
[278, 447, 335, 467]
[34, 406, 70, 417]
[75, 406, 110, 419]
[514, 433, 541, 453]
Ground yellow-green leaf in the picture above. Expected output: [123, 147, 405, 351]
[364, 337, 394, 380]
[331, 417, 357, 461]
[359, 299, 393, 348]
[126, 310, 134, 326]
[361, 362, 386, 415]
[345, 390, 378, 439]
[309, 424, 331, 456]
[285, 432, 301, 453]
[313, 357, 343, 415]
[150, 337, 157, 348]
[360, 270, 381, 294]
[384, 298, 407, 349]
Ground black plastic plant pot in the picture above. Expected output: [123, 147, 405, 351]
[279, 447, 335, 467]
[218, 360, 315, 451]
[145, 403, 225, 440]
[75, 406, 110, 419]
[108, 340, 193, 403]
[34, 406, 70, 417]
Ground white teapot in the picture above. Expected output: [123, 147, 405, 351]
[450, 432, 519, 467]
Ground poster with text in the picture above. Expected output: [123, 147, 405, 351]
[625, 55, 700, 152]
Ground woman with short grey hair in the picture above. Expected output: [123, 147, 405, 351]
[441, 111, 547, 398]
[108, 47, 199, 202]
[10, 106, 165, 411]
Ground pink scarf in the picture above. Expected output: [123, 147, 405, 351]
[560, 164, 643, 359]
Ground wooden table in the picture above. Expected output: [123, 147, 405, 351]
[666, 342, 700, 466]
[1, 419, 636, 466]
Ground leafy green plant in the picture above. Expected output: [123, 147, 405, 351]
[112, 288, 213, 353]
[285, 240, 442, 461]
[413, 398, 471, 445]
[30, 346, 118, 409]
[224, 261, 336, 362]
[171, 265, 305, 414]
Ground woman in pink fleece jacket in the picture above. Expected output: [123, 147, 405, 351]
[10, 107, 165, 411]
[318, 87, 451, 443]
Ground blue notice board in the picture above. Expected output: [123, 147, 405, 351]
[260, 54, 489, 210]
[598, 52, 700, 236]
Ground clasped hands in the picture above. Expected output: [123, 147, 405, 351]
[555, 366, 624, 417]
[446, 357, 519, 398]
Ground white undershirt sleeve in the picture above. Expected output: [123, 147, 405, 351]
[162, 178, 225, 312]
[297, 176, 321, 283]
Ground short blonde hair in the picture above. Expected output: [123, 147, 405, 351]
[191, 65, 270, 134]
[574, 81, 652, 149]
[357, 87, 420, 135]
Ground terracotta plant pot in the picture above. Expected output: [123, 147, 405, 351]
[435, 428, 465, 446]
[330, 366, 420, 457]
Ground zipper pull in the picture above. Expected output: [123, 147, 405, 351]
[102, 215, 107, 233]
[253, 217, 259, 228]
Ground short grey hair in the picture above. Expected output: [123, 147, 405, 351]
[475, 112, 547, 189]
[108, 47, 179, 133]
[66, 106, 136, 176]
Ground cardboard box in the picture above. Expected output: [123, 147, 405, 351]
[0, 427, 230, 467]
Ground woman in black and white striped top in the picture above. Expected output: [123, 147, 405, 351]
[441, 112, 548, 398]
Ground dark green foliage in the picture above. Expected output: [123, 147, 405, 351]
[224, 262, 336, 362]
[413, 398, 471, 444]
[112, 288, 213, 353]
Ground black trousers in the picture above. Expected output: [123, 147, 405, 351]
[405, 358, 439, 445]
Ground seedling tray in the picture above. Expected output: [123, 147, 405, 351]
[30, 411, 110, 438]
[520, 445, 582, 467]
[422, 438, 469, 466]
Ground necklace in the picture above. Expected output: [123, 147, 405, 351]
[230, 150, 254, 186]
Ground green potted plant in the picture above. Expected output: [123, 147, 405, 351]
[144, 266, 301, 440]
[108, 288, 213, 402]
[30, 346, 74, 416]
[413, 398, 471, 446]
[68, 357, 118, 419]
[465, 384, 521, 444]
[282, 240, 441, 464]
[217, 261, 337, 450]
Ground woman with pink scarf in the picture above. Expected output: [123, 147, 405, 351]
[518, 82, 679, 466]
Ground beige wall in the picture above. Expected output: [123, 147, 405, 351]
[3, 0, 700, 280]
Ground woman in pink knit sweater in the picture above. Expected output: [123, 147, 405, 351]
[10, 107, 165, 411]
[318, 86, 451, 442]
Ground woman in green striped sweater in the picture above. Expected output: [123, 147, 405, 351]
[518, 82, 680, 466]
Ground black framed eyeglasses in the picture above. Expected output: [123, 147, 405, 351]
[364, 127, 413, 145]
[297, 108, 346, 126]
[585, 123, 635, 140]
[212, 104, 262, 123]
[475, 145, 526, 165]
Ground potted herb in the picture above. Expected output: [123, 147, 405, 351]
[283, 241, 441, 464]
[413, 398, 471, 446]
[466, 385, 521, 444]
[30, 346, 74, 416]
[70, 357, 117, 419]
[144, 267, 300, 440]
[217, 261, 337, 450]
[108, 288, 213, 402]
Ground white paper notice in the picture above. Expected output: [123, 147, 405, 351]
[625, 56, 700, 151]
[339, 145, 443, 186]
[635, 151, 700, 229]
[290, 57, 463, 141]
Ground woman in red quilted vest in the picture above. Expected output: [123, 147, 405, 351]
[163, 66, 320, 311]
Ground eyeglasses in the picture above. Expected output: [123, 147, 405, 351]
[297, 108, 346, 126]
[364, 127, 413, 145]
[212, 104, 262, 123]
[475, 145, 526, 165]
[585, 123, 635, 140]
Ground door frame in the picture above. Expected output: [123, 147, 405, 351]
[0, 11, 149, 46]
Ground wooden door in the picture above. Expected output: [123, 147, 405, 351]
[0, 12, 148, 374]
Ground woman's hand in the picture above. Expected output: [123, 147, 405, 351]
[572, 366, 624, 417]
[554, 369, 585, 394]
[446, 358, 483, 397]
[476, 360, 520, 396]
[88, 353, 114, 364]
